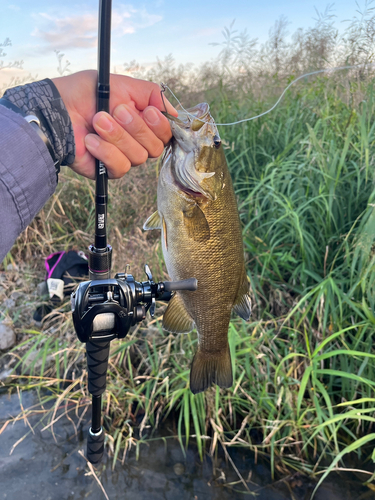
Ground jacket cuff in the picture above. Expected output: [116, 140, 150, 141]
[2, 79, 75, 166]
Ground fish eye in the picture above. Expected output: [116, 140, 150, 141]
[213, 135, 221, 149]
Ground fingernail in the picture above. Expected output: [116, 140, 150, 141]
[144, 107, 160, 125]
[96, 113, 113, 132]
[85, 134, 100, 149]
[114, 104, 133, 125]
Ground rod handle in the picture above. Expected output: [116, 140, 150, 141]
[87, 340, 110, 396]
[87, 427, 105, 464]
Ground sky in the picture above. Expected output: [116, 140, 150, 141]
[0, 0, 369, 86]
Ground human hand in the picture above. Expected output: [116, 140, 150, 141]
[52, 70, 177, 179]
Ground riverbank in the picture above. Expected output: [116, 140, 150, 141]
[1, 390, 372, 500]
[2, 65, 375, 495]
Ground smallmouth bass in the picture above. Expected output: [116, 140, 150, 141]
[144, 103, 251, 393]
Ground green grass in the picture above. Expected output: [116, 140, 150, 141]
[2, 75, 375, 493]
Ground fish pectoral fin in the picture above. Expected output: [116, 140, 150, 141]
[190, 345, 233, 394]
[162, 293, 195, 333]
[233, 274, 252, 320]
[182, 204, 210, 242]
[143, 211, 162, 230]
[162, 216, 168, 251]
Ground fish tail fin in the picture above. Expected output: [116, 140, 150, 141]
[190, 345, 233, 394]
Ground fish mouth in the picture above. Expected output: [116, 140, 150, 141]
[173, 175, 207, 199]
[174, 161, 216, 201]
[163, 103, 216, 201]
[171, 145, 215, 201]
[164, 147, 213, 201]
[162, 103, 210, 129]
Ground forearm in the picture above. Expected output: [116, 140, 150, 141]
[0, 79, 75, 262]
[2, 78, 75, 168]
[0, 105, 57, 262]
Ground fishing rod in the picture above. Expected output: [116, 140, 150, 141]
[70, 0, 197, 465]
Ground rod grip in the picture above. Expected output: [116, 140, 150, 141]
[86, 340, 110, 396]
[87, 427, 105, 464]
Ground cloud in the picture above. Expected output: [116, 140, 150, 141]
[32, 12, 97, 50]
[32, 5, 163, 51]
[8, 4, 21, 12]
[113, 5, 162, 34]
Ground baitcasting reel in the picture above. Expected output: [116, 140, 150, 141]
[71, 264, 197, 342]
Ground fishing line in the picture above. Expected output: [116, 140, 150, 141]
[161, 62, 375, 126]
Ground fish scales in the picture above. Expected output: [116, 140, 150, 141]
[164, 150, 245, 350]
[144, 103, 251, 393]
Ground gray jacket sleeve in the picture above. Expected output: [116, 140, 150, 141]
[0, 104, 57, 262]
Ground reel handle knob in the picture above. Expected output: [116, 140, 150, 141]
[164, 278, 197, 292]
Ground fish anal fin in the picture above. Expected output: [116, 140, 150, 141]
[163, 293, 195, 333]
[182, 204, 210, 242]
[143, 211, 162, 230]
[233, 274, 252, 320]
[190, 345, 233, 394]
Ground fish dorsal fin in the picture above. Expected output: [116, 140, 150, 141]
[143, 211, 162, 230]
[233, 274, 252, 320]
[182, 204, 210, 242]
[163, 293, 195, 333]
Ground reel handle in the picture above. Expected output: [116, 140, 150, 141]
[164, 278, 197, 292]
